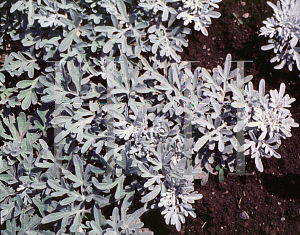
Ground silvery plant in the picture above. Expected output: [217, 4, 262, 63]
[259, 0, 300, 71]
[0, 0, 298, 234]
[176, 0, 222, 35]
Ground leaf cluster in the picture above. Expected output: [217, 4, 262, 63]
[259, 0, 300, 71]
[0, 0, 298, 234]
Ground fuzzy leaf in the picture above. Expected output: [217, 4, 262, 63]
[140, 185, 161, 203]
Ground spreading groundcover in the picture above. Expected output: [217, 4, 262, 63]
[0, 0, 299, 234]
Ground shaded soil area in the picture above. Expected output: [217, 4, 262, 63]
[142, 0, 300, 234]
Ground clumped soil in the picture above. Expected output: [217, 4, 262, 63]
[142, 0, 300, 234]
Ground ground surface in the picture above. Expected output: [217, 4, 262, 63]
[1, 0, 299, 234]
[142, 0, 300, 234]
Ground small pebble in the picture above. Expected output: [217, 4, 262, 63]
[203, 45, 206, 50]
[280, 217, 285, 221]
[242, 13, 250, 18]
[241, 1, 246, 6]
[278, 202, 281, 205]
[207, 48, 210, 51]
[239, 211, 249, 220]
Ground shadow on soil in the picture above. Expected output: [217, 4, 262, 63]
[261, 173, 300, 200]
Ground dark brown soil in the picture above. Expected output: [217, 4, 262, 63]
[142, 0, 300, 234]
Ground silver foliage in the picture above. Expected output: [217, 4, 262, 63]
[259, 0, 300, 70]
[0, 0, 298, 234]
